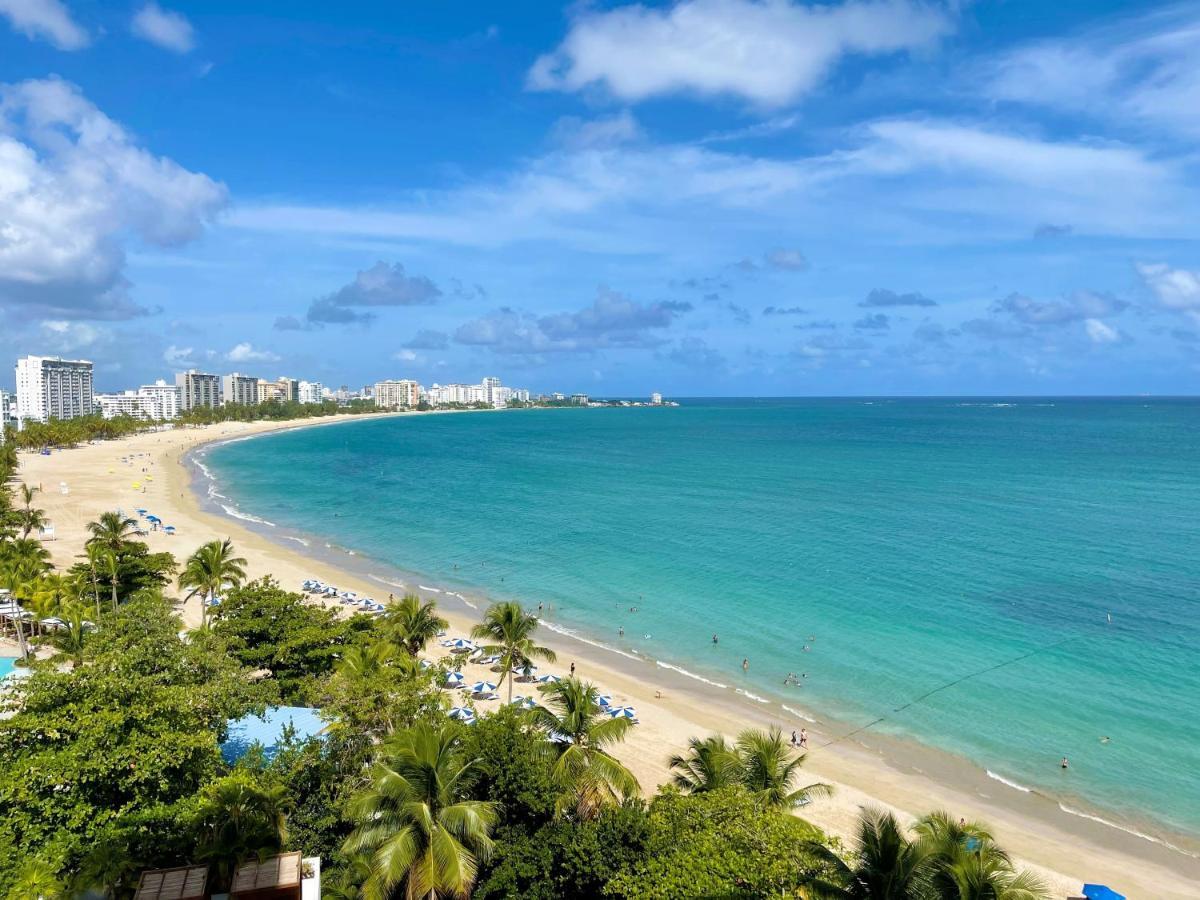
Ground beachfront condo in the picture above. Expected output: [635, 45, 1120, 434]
[14, 355, 95, 424]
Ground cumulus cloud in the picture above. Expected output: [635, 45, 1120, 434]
[227, 342, 279, 363]
[992, 290, 1127, 325]
[762, 305, 808, 316]
[273, 315, 308, 332]
[959, 318, 1030, 341]
[529, 0, 953, 107]
[794, 319, 837, 330]
[764, 247, 808, 271]
[131, 2, 195, 53]
[0, 77, 226, 320]
[455, 288, 691, 355]
[860, 288, 936, 307]
[0, 0, 88, 50]
[550, 111, 642, 149]
[405, 329, 449, 350]
[1084, 318, 1123, 344]
[304, 261, 441, 326]
[40, 319, 107, 353]
[1137, 262, 1200, 313]
[854, 312, 890, 331]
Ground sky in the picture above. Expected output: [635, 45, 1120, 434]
[2, 0, 1200, 396]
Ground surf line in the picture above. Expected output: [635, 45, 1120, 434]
[817, 636, 1076, 751]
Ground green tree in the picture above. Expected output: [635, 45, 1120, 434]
[915, 812, 1050, 900]
[85, 511, 139, 555]
[381, 592, 447, 657]
[735, 726, 833, 810]
[194, 771, 290, 890]
[471, 601, 557, 703]
[529, 677, 639, 820]
[47, 599, 94, 668]
[15, 484, 47, 539]
[8, 856, 64, 900]
[802, 808, 934, 900]
[343, 722, 497, 900]
[179, 538, 248, 628]
[668, 735, 739, 794]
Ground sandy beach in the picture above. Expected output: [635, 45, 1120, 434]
[14, 413, 1199, 899]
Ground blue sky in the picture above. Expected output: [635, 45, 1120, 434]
[2, 0, 1200, 395]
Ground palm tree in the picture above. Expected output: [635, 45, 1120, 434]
[343, 722, 497, 900]
[381, 593, 447, 657]
[8, 856, 63, 900]
[471, 601, 557, 703]
[15, 485, 47, 540]
[178, 538, 248, 628]
[81, 543, 106, 619]
[668, 734, 739, 794]
[195, 772, 290, 890]
[85, 511, 139, 554]
[74, 835, 141, 900]
[734, 726, 833, 810]
[100, 547, 123, 613]
[48, 600, 93, 668]
[801, 808, 934, 900]
[0, 541, 51, 661]
[915, 812, 1050, 900]
[530, 677, 640, 820]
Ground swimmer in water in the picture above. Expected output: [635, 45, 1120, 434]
[1100, 736, 1111, 744]
[618, 626, 624, 637]
[712, 634, 719, 644]
[1060, 757, 1070, 770]
[742, 658, 749, 672]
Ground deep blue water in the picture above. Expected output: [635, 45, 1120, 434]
[203, 398, 1200, 842]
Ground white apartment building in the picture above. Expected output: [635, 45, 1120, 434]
[221, 373, 258, 406]
[175, 370, 220, 411]
[139, 380, 181, 420]
[276, 377, 300, 403]
[15, 356, 95, 423]
[94, 392, 143, 419]
[298, 380, 325, 404]
[0, 390, 14, 435]
[375, 379, 421, 408]
[426, 382, 486, 406]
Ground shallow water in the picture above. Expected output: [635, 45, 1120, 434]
[204, 398, 1200, 843]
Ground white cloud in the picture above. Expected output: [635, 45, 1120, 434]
[1084, 318, 1121, 344]
[163, 345, 195, 367]
[529, 0, 953, 107]
[227, 342, 280, 363]
[393, 348, 419, 362]
[0, 77, 226, 319]
[984, 6, 1200, 138]
[1136, 262, 1200, 312]
[41, 319, 107, 352]
[0, 0, 88, 50]
[131, 2, 195, 53]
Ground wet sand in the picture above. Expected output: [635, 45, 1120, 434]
[16, 414, 1200, 899]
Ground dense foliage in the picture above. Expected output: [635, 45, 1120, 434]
[178, 399, 379, 425]
[0, 445, 1054, 900]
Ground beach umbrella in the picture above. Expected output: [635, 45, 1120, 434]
[444, 638, 476, 652]
[444, 672, 465, 687]
[608, 706, 637, 720]
[146, 515, 160, 523]
[597, 695, 613, 708]
[470, 681, 498, 695]
[135, 508, 147, 515]
[536, 674, 560, 684]
[510, 696, 537, 709]
[476, 654, 500, 666]
[1082, 886, 1125, 900]
[418, 659, 433, 669]
[447, 706, 475, 721]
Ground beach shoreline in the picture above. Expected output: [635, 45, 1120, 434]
[16, 413, 1200, 898]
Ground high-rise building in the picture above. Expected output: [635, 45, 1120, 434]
[374, 380, 421, 408]
[256, 379, 282, 403]
[175, 370, 220, 411]
[221, 373, 258, 406]
[276, 377, 300, 403]
[15, 356, 95, 423]
[139, 380, 181, 420]
[94, 392, 144, 419]
[298, 380, 324, 404]
[0, 390, 14, 438]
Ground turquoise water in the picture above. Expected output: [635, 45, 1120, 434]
[203, 399, 1200, 843]
[0, 657, 13, 679]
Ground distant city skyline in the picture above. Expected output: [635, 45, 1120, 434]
[2, 2, 1200, 395]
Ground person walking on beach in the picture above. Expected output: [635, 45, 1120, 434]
[790, 730, 799, 747]
[570, 662, 576, 677]
[799, 728, 808, 749]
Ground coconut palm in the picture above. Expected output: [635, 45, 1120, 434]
[668, 734, 740, 794]
[336, 641, 398, 681]
[734, 726, 833, 810]
[801, 808, 934, 900]
[85, 511, 139, 554]
[100, 547, 123, 613]
[178, 538, 248, 628]
[471, 601, 557, 703]
[381, 593, 447, 657]
[530, 677, 640, 820]
[15, 485, 47, 540]
[343, 722, 497, 900]
[81, 543, 106, 618]
[195, 772, 290, 890]
[48, 600, 93, 668]
[0, 541, 51, 661]
[915, 812, 1050, 900]
[74, 834, 142, 900]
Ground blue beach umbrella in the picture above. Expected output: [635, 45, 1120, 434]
[608, 706, 637, 720]
[1082, 886, 1125, 900]
[135, 508, 147, 515]
[470, 681, 498, 695]
[146, 515, 160, 523]
[444, 672, 465, 687]
[448, 707, 476, 723]
[510, 696, 536, 709]
[536, 674, 560, 684]
[597, 695, 613, 708]
[444, 638, 476, 652]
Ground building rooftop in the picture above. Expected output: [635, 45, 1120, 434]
[134, 864, 209, 900]
[232, 851, 302, 895]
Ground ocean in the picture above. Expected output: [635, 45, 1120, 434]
[201, 398, 1200, 849]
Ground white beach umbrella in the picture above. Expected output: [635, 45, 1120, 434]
[536, 674, 560, 684]
[608, 706, 638, 720]
[448, 706, 475, 722]
[470, 681, 498, 695]
[444, 638, 476, 652]
[444, 672, 466, 687]
[596, 695, 614, 708]
[510, 696, 537, 709]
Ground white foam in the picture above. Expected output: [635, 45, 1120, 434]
[418, 585, 442, 593]
[282, 536, 310, 547]
[656, 660, 728, 690]
[541, 620, 644, 662]
[986, 770, 1032, 793]
[781, 704, 817, 723]
[736, 688, 769, 704]
[219, 504, 276, 527]
[368, 575, 406, 589]
[1057, 804, 1200, 859]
